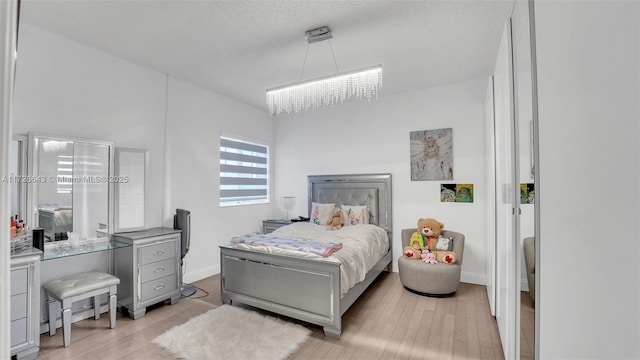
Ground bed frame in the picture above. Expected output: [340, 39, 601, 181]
[38, 208, 73, 240]
[220, 173, 392, 338]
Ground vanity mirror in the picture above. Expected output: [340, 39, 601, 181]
[27, 133, 113, 241]
[114, 147, 147, 232]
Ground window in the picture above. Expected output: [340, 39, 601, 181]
[219, 136, 269, 206]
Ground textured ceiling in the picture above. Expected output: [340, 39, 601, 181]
[20, 0, 514, 112]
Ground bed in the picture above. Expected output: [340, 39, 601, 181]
[219, 173, 392, 338]
[38, 204, 73, 240]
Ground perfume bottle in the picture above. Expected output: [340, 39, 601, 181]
[10, 216, 16, 239]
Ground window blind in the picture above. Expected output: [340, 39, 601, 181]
[57, 155, 73, 194]
[219, 136, 269, 206]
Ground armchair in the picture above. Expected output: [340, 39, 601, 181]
[397, 228, 465, 296]
[523, 237, 535, 302]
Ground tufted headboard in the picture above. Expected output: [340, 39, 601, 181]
[307, 174, 392, 234]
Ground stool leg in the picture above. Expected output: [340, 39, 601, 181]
[47, 298, 58, 336]
[62, 307, 72, 347]
[94, 295, 100, 320]
[109, 294, 117, 329]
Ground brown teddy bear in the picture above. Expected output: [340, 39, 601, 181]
[417, 218, 444, 250]
[403, 243, 421, 259]
[417, 218, 457, 264]
[326, 209, 344, 230]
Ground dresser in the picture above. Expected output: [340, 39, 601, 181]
[11, 248, 41, 360]
[113, 228, 181, 319]
[262, 219, 292, 234]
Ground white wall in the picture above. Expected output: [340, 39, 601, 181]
[12, 24, 276, 284]
[164, 77, 274, 282]
[273, 77, 489, 284]
[535, 1, 640, 358]
[12, 24, 168, 230]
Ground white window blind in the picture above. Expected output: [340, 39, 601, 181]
[57, 155, 73, 194]
[219, 136, 269, 206]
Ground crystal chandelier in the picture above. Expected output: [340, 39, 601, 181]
[266, 26, 383, 116]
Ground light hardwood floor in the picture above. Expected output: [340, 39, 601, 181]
[37, 272, 505, 360]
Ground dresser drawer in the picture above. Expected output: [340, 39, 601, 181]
[10, 293, 27, 321]
[139, 241, 176, 265]
[140, 258, 176, 283]
[10, 318, 27, 347]
[10, 268, 27, 295]
[140, 275, 177, 302]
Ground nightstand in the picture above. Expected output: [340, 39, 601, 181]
[262, 219, 292, 234]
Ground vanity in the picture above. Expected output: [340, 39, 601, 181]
[10, 132, 154, 340]
[112, 227, 181, 319]
[10, 248, 41, 360]
[9, 133, 153, 337]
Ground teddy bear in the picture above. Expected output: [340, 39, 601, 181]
[326, 209, 344, 230]
[417, 218, 444, 250]
[404, 218, 443, 260]
[420, 248, 437, 264]
[432, 251, 457, 264]
[417, 218, 457, 264]
[403, 243, 421, 259]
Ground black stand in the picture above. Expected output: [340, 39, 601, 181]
[179, 259, 197, 297]
[181, 283, 197, 297]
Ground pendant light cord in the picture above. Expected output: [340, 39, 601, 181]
[328, 39, 339, 73]
[299, 39, 340, 80]
[300, 43, 309, 81]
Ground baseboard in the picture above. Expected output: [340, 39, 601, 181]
[461, 271, 485, 285]
[183, 264, 220, 284]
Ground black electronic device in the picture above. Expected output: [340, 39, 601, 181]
[32, 228, 44, 251]
[174, 209, 196, 297]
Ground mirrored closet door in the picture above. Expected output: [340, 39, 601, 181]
[512, 0, 538, 358]
[488, 1, 539, 358]
[511, 1, 537, 359]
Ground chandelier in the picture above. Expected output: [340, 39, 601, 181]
[266, 26, 382, 116]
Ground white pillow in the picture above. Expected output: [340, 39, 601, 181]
[310, 202, 335, 226]
[341, 205, 369, 226]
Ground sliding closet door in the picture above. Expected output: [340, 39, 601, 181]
[511, 0, 538, 358]
[493, 20, 520, 359]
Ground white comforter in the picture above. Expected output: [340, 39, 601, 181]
[230, 222, 389, 295]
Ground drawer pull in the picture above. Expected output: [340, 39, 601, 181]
[154, 284, 165, 291]
[153, 250, 165, 256]
[153, 267, 166, 273]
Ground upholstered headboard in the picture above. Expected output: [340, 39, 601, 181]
[307, 174, 392, 234]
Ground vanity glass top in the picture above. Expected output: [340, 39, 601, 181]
[42, 239, 130, 261]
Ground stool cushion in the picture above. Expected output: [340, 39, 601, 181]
[44, 271, 120, 299]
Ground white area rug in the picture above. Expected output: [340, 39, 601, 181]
[153, 305, 311, 360]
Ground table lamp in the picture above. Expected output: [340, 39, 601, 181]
[283, 196, 296, 220]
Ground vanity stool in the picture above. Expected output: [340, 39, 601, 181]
[43, 271, 120, 347]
